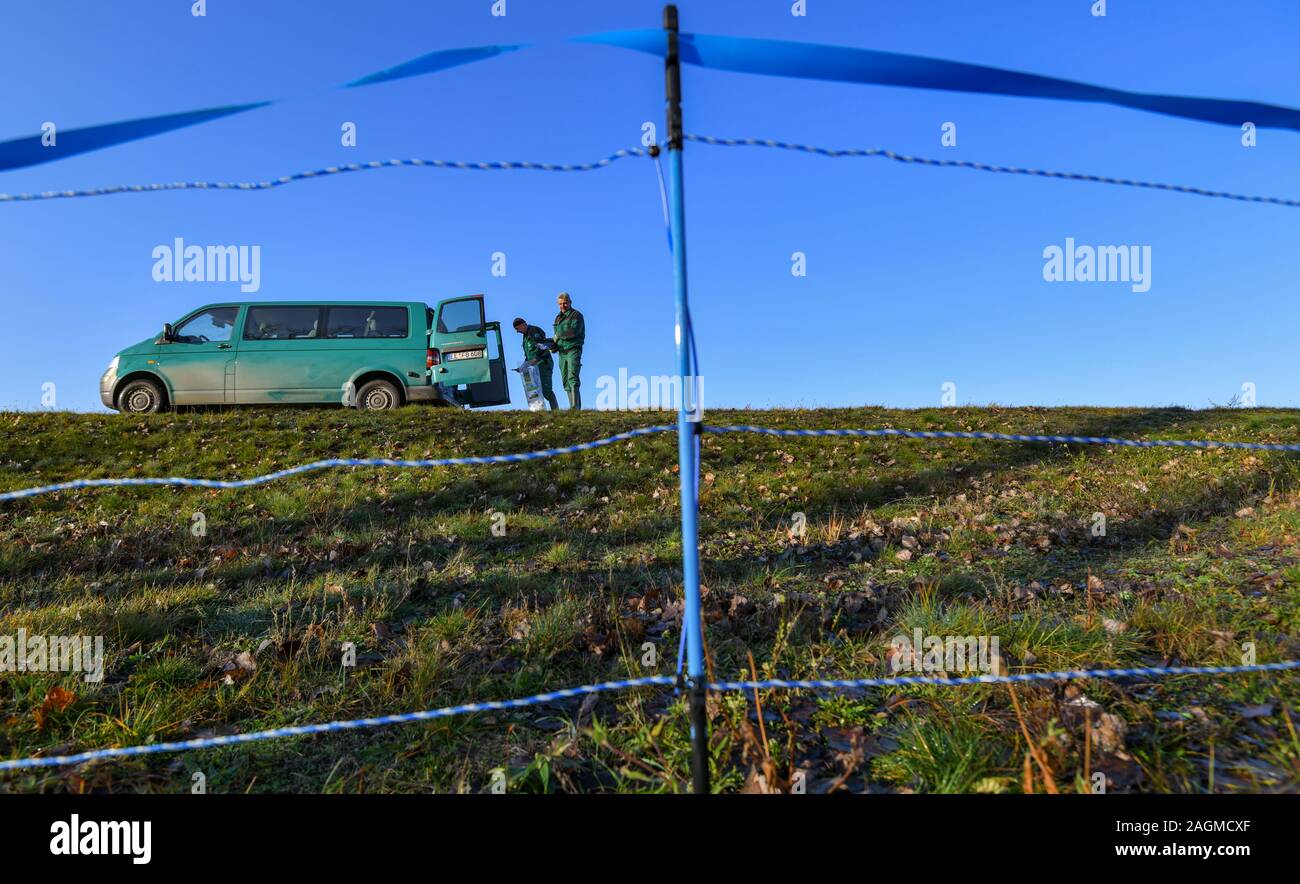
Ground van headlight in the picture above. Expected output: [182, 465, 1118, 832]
[106, 356, 119, 373]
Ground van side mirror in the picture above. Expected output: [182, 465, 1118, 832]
[159, 323, 175, 343]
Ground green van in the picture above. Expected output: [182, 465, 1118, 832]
[101, 296, 511, 413]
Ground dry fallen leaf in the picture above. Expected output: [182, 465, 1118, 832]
[34, 685, 77, 730]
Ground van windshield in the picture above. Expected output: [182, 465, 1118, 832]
[175, 307, 238, 343]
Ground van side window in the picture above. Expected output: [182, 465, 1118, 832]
[437, 299, 484, 334]
[244, 307, 322, 340]
[174, 306, 238, 343]
[325, 307, 408, 339]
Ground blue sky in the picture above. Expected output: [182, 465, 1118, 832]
[2, 0, 1298, 411]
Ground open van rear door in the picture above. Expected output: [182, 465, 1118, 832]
[465, 322, 511, 408]
[429, 295, 491, 387]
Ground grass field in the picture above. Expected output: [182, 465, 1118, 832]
[1, 406, 1298, 794]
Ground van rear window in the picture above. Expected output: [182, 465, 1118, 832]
[244, 306, 322, 340]
[325, 307, 408, 339]
[437, 299, 484, 334]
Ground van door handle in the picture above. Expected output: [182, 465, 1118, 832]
[218, 343, 232, 349]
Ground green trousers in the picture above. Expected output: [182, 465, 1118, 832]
[558, 349, 582, 409]
[536, 359, 560, 410]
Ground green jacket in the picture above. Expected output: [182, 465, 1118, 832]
[553, 308, 585, 352]
[520, 325, 553, 365]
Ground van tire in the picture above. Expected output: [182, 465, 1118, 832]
[117, 378, 166, 414]
[355, 379, 402, 411]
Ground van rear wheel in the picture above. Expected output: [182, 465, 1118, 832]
[355, 379, 402, 411]
[117, 378, 166, 414]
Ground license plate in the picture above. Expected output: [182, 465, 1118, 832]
[447, 349, 485, 361]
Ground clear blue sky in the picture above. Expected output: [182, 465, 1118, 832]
[2, 0, 1297, 412]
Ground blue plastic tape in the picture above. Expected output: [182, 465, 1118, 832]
[580, 30, 1300, 132]
[0, 103, 271, 173]
[344, 44, 523, 87]
[7, 31, 1298, 175]
[0, 43, 522, 173]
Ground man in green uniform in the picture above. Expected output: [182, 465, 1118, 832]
[553, 292, 585, 410]
[512, 317, 560, 411]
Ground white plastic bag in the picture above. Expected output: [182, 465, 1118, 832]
[518, 362, 545, 412]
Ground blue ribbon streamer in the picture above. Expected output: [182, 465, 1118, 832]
[344, 44, 522, 87]
[0, 43, 521, 173]
[0, 103, 270, 173]
[580, 30, 1300, 133]
[7, 30, 1298, 175]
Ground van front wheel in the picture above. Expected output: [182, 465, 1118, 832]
[117, 378, 166, 414]
[355, 379, 402, 411]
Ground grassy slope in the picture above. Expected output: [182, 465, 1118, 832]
[1, 406, 1298, 794]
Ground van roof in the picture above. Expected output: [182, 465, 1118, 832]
[204, 300, 428, 307]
